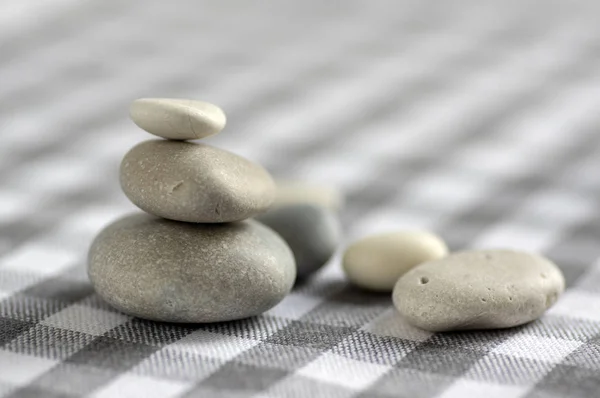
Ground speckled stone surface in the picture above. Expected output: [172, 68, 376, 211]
[88, 213, 296, 323]
[256, 204, 341, 280]
[120, 140, 275, 223]
[393, 249, 565, 332]
[129, 98, 226, 140]
[342, 231, 448, 292]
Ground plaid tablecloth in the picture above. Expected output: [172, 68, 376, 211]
[1, 1, 600, 397]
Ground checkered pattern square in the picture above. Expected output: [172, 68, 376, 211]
[1, 0, 600, 397]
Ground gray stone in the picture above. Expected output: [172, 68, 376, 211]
[120, 140, 275, 223]
[392, 249, 565, 332]
[129, 98, 226, 140]
[256, 204, 341, 279]
[88, 213, 296, 323]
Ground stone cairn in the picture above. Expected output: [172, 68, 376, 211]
[88, 98, 565, 333]
[88, 98, 299, 323]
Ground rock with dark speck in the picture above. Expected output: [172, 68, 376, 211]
[120, 140, 275, 223]
[392, 249, 565, 332]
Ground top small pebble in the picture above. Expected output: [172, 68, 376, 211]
[129, 98, 226, 140]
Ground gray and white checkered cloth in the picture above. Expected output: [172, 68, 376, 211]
[1, 1, 600, 397]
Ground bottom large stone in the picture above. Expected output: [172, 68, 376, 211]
[88, 213, 296, 323]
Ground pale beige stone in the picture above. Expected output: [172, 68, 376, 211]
[392, 249, 565, 332]
[129, 98, 226, 140]
[273, 181, 344, 211]
[342, 231, 448, 292]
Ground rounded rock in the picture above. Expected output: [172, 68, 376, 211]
[129, 98, 226, 140]
[256, 204, 341, 280]
[342, 231, 448, 292]
[273, 181, 344, 211]
[392, 249, 565, 332]
[88, 213, 296, 323]
[120, 140, 275, 223]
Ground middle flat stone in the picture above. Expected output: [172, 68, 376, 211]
[120, 140, 275, 223]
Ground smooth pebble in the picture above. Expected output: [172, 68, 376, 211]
[256, 204, 341, 280]
[130, 98, 226, 140]
[392, 249, 565, 332]
[273, 181, 344, 211]
[88, 213, 296, 323]
[120, 140, 275, 223]
[342, 231, 448, 292]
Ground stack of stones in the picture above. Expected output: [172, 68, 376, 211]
[88, 98, 316, 323]
[87, 98, 564, 332]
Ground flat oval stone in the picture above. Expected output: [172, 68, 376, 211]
[88, 213, 296, 323]
[130, 98, 226, 140]
[273, 181, 344, 211]
[342, 231, 448, 292]
[256, 204, 341, 280]
[392, 250, 565, 332]
[120, 140, 275, 223]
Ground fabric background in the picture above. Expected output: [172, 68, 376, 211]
[1, 1, 600, 397]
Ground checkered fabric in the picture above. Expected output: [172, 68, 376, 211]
[1, 1, 600, 397]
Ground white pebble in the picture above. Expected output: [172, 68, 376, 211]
[342, 231, 448, 292]
[129, 98, 226, 140]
